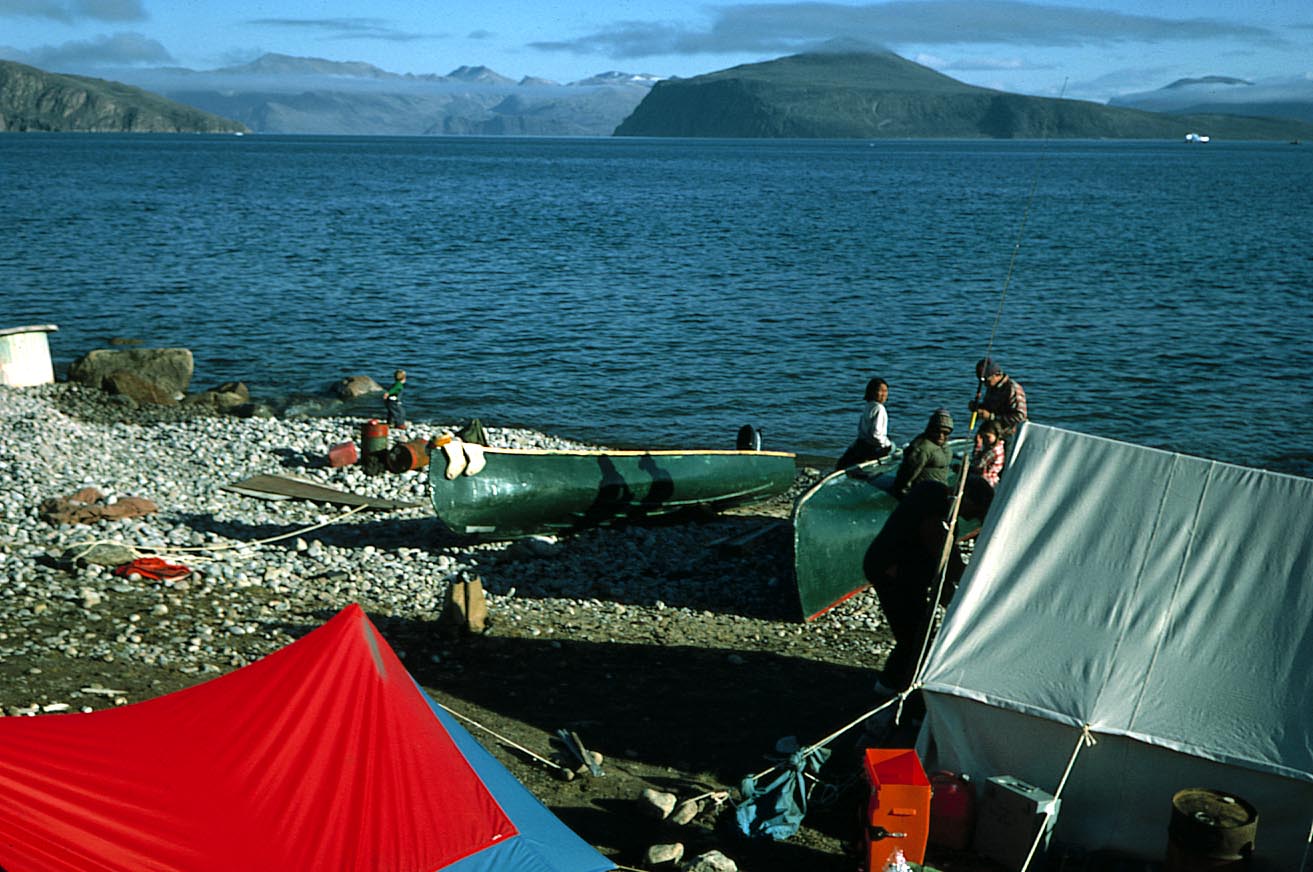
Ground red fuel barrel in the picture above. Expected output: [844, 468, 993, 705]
[929, 770, 976, 851]
[361, 419, 389, 455]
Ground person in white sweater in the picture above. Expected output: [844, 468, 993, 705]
[835, 377, 893, 469]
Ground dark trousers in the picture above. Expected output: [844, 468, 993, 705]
[835, 439, 891, 470]
[384, 396, 405, 427]
[873, 575, 935, 691]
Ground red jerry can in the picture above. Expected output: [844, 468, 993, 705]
[327, 441, 359, 468]
[929, 770, 977, 852]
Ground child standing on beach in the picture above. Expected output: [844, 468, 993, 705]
[384, 369, 406, 428]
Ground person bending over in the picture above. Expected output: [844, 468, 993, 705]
[891, 408, 954, 498]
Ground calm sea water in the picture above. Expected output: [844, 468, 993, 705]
[3, 134, 1310, 476]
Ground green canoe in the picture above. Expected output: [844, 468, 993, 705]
[792, 440, 974, 621]
[429, 442, 798, 539]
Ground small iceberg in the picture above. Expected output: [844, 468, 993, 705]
[1185, 132, 1211, 143]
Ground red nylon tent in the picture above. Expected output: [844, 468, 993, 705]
[0, 604, 614, 872]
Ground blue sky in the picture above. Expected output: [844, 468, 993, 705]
[1, 0, 1309, 101]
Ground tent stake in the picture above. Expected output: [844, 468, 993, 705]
[438, 702, 575, 780]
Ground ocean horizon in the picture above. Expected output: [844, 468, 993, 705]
[4, 134, 1310, 477]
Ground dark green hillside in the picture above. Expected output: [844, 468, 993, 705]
[616, 50, 1313, 140]
[0, 60, 248, 133]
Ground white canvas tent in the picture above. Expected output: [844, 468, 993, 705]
[918, 423, 1313, 869]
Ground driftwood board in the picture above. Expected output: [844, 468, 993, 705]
[222, 474, 421, 510]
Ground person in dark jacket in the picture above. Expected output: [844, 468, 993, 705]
[865, 475, 994, 694]
[969, 357, 1027, 438]
[891, 408, 954, 498]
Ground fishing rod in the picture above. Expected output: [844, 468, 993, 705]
[921, 80, 1070, 686]
[969, 78, 1067, 431]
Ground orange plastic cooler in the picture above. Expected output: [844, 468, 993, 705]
[863, 748, 932, 870]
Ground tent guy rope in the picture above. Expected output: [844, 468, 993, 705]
[1018, 725, 1097, 872]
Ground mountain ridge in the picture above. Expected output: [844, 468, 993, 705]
[0, 60, 248, 133]
[66, 52, 661, 136]
[615, 50, 1313, 139]
[7, 48, 1311, 138]
[1110, 74, 1313, 124]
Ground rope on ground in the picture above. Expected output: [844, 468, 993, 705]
[63, 503, 371, 566]
[435, 701, 572, 777]
[1019, 723, 1096, 872]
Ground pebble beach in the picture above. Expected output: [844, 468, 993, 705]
[0, 383, 984, 869]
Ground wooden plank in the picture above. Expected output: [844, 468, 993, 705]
[222, 474, 421, 510]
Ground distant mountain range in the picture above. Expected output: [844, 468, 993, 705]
[616, 49, 1313, 140]
[5, 48, 1311, 140]
[1109, 75, 1313, 125]
[83, 53, 661, 136]
[0, 60, 247, 133]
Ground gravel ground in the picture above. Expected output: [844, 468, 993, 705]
[0, 382, 997, 872]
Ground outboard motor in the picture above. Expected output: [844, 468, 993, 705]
[736, 424, 763, 451]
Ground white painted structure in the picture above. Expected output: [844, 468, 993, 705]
[0, 324, 59, 387]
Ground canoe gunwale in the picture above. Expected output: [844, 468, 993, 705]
[464, 446, 797, 459]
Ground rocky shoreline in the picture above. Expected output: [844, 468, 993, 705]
[0, 381, 931, 871]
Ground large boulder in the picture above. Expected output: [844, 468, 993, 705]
[68, 348, 193, 404]
[104, 370, 177, 405]
[331, 375, 383, 399]
[183, 381, 250, 413]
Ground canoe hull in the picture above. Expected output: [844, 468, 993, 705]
[793, 439, 973, 621]
[792, 455, 903, 621]
[429, 446, 797, 539]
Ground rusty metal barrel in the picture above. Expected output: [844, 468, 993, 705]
[1165, 788, 1257, 871]
[386, 439, 432, 474]
[360, 419, 389, 456]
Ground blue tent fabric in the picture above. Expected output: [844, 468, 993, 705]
[425, 692, 615, 872]
[735, 737, 832, 841]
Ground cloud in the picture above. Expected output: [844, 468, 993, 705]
[11, 31, 172, 69]
[247, 17, 437, 43]
[917, 52, 1048, 72]
[0, 0, 145, 23]
[532, 0, 1284, 59]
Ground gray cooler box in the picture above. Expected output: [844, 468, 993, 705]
[973, 775, 1061, 871]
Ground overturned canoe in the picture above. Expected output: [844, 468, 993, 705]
[793, 440, 974, 621]
[429, 440, 798, 539]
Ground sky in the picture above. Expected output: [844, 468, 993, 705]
[1, 0, 1310, 102]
